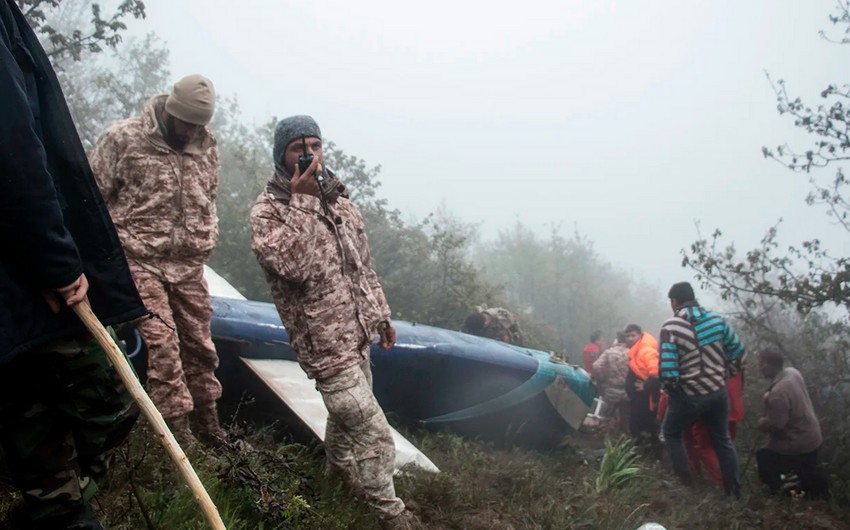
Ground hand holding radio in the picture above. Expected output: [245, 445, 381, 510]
[291, 135, 322, 197]
[297, 135, 315, 176]
[291, 157, 321, 197]
[292, 135, 330, 215]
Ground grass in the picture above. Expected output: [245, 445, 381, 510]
[2, 409, 850, 530]
[595, 436, 641, 493]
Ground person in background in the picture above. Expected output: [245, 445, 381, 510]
[592, 331, 630, 429]
[756, 347, 828, 498]
[623, 323, 660, 442]
[583, 330, 606, 374]
[1, 0, 147, 526]
[462, 306, 524, 346]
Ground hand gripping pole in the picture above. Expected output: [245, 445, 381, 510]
[73, 299, 226, 530]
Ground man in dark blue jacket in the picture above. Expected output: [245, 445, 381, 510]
[0, 0, 147, 527]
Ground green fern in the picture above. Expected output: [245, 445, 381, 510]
[595, 435, 641, 492]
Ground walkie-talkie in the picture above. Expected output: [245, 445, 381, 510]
[298, 135, 313, 175]
[298, 135, 330, 215]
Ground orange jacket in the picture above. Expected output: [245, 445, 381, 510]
[628, 332, 659, 381]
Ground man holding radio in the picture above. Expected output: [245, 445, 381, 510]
[250, 115, 420, 529]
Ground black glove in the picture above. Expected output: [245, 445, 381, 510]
[662, 377, 681, 394]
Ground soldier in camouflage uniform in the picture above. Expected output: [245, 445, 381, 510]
[1, 1, 146, 527]
[462, 306, 524, 345]
[0, 337, 138, 528]
[592, 332, 631, 427]
[250, 116, 421, 529]
[90, 75, 228, 447]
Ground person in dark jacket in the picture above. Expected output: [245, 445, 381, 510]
[756, 348, 828, 498]
[0, 1, 147, 527]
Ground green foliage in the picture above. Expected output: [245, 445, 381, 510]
[211, 129, 503, 333]
[373, 208, 500, 328]
[60, 33, 171, 149]
[684, 220, 850, 314]
[320, 141, 502, 327]
[207, 102, 276, 301]
[22, 1, 162, 149]
[44, 2, 669, 354]
[476, 224, 669, 359]
[724, 297, 850, 507]
[215, 442, 315, 524]
[680, 3, 850, 506]
[83, 424, 375, 530]
[395, 430, 577, 529]
[9, 1, 850, 527]
[324, 140, 387, 212]
[4, 418, 850, 529]
[596, 435, 641, 492]
[684, 1, 850, 313]
[20, 0, 146, 61]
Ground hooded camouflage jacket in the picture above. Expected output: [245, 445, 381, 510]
[592, 344, 629, 403]
[90, 95, 219, 279]
[478, 307, 523, 345]
[251, 189, 391, 380]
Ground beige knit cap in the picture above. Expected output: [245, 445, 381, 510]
[165, 74, 216, 125]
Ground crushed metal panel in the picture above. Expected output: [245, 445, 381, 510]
[241, 358, 439, 474]
[544, 374, 593, 430]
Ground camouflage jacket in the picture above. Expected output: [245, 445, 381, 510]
[592, 344, 630, 403]
[250, 190, 391, 380]
[90, 95, 219, 281]
[481, 307, 523, 345]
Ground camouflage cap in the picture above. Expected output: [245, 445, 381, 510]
[273, 115, 321, 171]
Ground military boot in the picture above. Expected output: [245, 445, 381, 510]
[165, 414, 198, 451]
[381, 509, 424, 530]
[194, 402, 229, 447]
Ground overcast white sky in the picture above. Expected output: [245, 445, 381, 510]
[130, 0, 849, 300]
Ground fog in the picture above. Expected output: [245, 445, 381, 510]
[128, 0, 849, 301]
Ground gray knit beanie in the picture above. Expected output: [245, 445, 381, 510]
[273, 115, 321, 171]
[165, 74, 216, 125]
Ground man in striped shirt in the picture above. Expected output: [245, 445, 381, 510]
[659, 282, 745, 497]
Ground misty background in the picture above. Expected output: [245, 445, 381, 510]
[130, 0, 850, 291]
[34, 0, 850, 359]
[17, 2, 850, 515]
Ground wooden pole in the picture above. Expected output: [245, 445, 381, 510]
[73, 299, 226, 530]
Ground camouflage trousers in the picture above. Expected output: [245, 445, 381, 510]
[130, 264, 222, 419]
[0, 335, 138, 527]
[316, 359, 405, 521]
